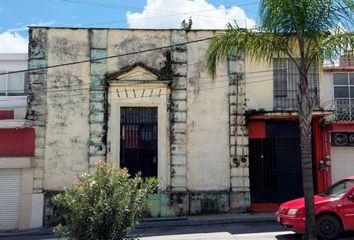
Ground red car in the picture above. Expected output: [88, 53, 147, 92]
[276, 176, 354, 240]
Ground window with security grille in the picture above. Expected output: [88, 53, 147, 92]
[333, 72, 354, 120]
[0, 71, 25, 96]
[273, 59, 319, 110]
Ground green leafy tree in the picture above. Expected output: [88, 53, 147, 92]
[54, 161, 158, 240]
[207, 1, 354, 239]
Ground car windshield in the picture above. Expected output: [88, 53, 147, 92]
[320, 179, 354, 198]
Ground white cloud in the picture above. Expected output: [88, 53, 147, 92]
[0, 32, 27, 53]
[0, 21, 57, 53]
[7, 21, 56, 33]
[127, 0, 256, 29]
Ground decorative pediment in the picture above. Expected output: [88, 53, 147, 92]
[115, 66, 158, 81]
[108, 63, 172, 83]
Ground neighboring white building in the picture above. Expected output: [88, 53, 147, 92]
[0, 53, 42, 230]
[322, 65, 354, 185]
[0, 53, 28, 114]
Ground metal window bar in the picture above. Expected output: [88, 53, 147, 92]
[333, 73, 354, 121]
[273, 59, 319, 110]
[334, 98, 353, 121]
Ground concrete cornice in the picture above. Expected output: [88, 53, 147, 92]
[0, 53, 28, 61]
[0, 119, 33, 128]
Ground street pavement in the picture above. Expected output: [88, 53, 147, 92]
[2, 220, 354, 239]
[134, 221, 354, 240]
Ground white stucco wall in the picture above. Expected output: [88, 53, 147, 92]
[245, 56, 273, 111]
[0, 54, 27, 70]
[44, 29, 90, 190]
[321, 71, 334, 110]
[186, 31, 230, 191]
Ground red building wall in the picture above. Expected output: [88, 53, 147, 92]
[312, 117, 330, 193]
[0, 110, 14, 120]
[0, 128, 35, 157]
[322, 122, 354, 186]
[248, 120, 266, 139]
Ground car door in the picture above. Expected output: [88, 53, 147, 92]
[338, 186, 354, 229]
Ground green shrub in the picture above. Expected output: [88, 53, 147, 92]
[54, 161, 158, 240]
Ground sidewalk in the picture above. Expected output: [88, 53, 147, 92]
[138, 212, 276, 228]
[0, 213, 276, 239]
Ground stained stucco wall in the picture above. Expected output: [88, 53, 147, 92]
[106, 30, 171, 75]
[107, 29, 230, 191]
[41, 29, 231, 192]
[44, 29, 90, 190]
[186, 31, 230, 191]
[245, 56, 273, 111]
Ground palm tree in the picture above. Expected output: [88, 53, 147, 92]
[207, 1, 354, 239]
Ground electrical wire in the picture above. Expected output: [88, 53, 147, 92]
[0, 36, 214, 77]
[59, 0, 260, 13]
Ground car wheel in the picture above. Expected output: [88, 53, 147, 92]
[316, 214, 341, 240]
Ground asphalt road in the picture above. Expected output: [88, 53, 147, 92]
[2, 222, 354, 239]
[134, 221, 354, 240]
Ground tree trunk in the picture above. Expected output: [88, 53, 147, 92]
[298, 65, 317, 240]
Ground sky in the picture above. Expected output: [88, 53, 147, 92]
[0, 0, 260, 53]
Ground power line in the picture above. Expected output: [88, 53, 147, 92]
[0, 37, 214, 77]
[1, 66, 318, 96]
[0, 73, 276, 102]
[0, 55, 279, 94]
[0, 75, 328, 111]
[3, 77, 296, 109]
[1, 69, 277, 95]
[59, 0, 259, 13]
[58, 0, 259, 27]
[25, 81, 252, 107]
[31, 81, 332, 109]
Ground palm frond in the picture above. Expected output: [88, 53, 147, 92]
[207, 24, 298, 78]
[208, 0, 354, 77]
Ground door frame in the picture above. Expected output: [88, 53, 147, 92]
[107, 83, 171, 190]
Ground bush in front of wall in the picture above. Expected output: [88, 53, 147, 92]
[53, 161, 158, 240]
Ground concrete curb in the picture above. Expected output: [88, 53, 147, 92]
[0, 213, 277, 237]
[138, 213, 276, 228]
[0, 228, 53, 238]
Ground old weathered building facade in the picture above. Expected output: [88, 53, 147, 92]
[27, 27, 249, 218]
[22, 26, 352, 228]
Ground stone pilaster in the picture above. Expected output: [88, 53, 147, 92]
[228, 54, 250, 212]
[27, 28, 48, 192]
[170, 31, 188, 192]
[89, 29, 108, 172]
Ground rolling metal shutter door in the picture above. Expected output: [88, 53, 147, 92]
[0, 169, 21, 230]
[331, 147, 354, 184]
[276, 138, 303, 203]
